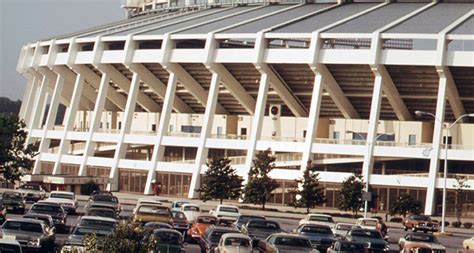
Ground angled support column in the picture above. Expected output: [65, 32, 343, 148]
[187, 72, 221, 198]
[26, 73, 48, 143]
[22, 75, 40, 126]
[53, 74, 85, 175]
[19, 75, 35, 120]
[107, 72, 141, 191]
[32, 72, 65, 174]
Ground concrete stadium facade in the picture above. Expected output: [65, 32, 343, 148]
[16, 0, 474, 216]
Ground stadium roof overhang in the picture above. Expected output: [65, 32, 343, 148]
[18, 1, 474, 121]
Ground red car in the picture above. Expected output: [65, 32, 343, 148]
[403, 214, 438, 232]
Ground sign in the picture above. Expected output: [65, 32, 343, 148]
[362, 191, 372, 202]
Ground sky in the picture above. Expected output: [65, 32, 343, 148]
[0, 0, 124, 100]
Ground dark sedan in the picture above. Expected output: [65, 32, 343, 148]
[2, 192, 26, 214]
[234, 215, 266, 230]
[199, 225, 239, 253]
[0, 218, 55, 252]
[294, 224, 336, 252]
[151, 228, 186, 253]
[345, 228, 389, 253]
[86, 195, 121, 215]
[241, 219, 282, 247]
[28, 202, 67, 232]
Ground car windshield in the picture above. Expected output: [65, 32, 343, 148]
[337, 224, 355, 231]
[19, 185, 41, 191]
[31, 204, 62, 213]
[238, 216, 265, 224]
[50, 193, 73, 200]
[183, 206, 199, 212]
[209, 230, 229, 243]
[89, 210, 115, 218]
[154, 231, 181, 244]
[3, 194, 22, 201]
[0, 243, 22, 253]
[248, 220, 280, 230]
[80, 218, 116, 228]
[138, 206, 170, 215]
[171, 211, 186, 220]
[23, 215, 51, 226]
[412, 215, 430, 221]
[309, 215, 333, 223]
[362, 220, 378, 226]
[274, 237, 311, 248]
[145, 223, 172, 229]
[174, 202, 188, 208]
[339, 242, 366, 251]
[73, 227, 111, 237]
[197, 217, 217, 224]
[2, 221, 43, 233]
[224, 237, 251, 247]
[351, 230, 382, 239]
[93, 196, 118, 203]
[301, 225, 332, 234]
[220, 207, 238, 213]
[409, 234, 436, 243]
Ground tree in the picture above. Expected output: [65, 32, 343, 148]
[242, 149, 279, 210]
[289, 160, 326, 213]
[453, 175, 470, 223]
[84, 223, 154, 253]
[338, 173, 365, 216]
[81, 180, 101, 195]
[197, 157, 243, 204]
[0, 113, 36, 183]
[389, 192, 421, 217]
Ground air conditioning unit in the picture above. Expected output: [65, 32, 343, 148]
[269, 104, 281, 120]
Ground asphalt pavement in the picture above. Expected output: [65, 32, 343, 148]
[7, 200, 472, 253]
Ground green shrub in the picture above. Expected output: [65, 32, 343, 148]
[452, 221, 462, 228]
[80, 180, 100, 196]
[463, 222, 472, 229]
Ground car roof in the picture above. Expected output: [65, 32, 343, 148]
[308, 213, 332, 217]
[0, 239, 21, 245]
[300, 223, 332, 228]
[217, 204, 239, 208]
[5, 218, 45, 224]
[23, 213, 53, 219]
[182, 203, 199, 208]
[80, 216, 117, 222]
[221, 233, 251, 240]
[154, 228, 182, 234]
[271, 233, 309, 239]
[74, 225, 111, 232]
[358, 218, 379, 221]
[335, 223, 357, 226]
[208, 225, 239, 232]
[50, 191, 73, 194]
[36, 201, 62, 206]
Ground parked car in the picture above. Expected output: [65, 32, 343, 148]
[398, 233, 445, 251]
[209, 204, 240, 221]
[403, 215, 438, 233]
[132, 204, 172, 224]
[294, 224, 335, 252]
[199, 225, 240, 253]
[78, 216, 118, 230]
[215, 233, 252, 253]
[400, 242, 446, 253]
[234, 215, 266, 230]
[240, 219, 282, 247]
[181, 203, 201, 222]
[345, 228, 389, 253]
[90, 190, 113, 198]
[144, 222, 173, 230]
[63, 225, 112, 247]
[0, 239, 23, 253]
[331, 223, 359, 238]
[326, 240, 366, 253]
[133, 197, 162, 215]
[86, 195, 121, 215]
[356, 218, 380, 230]
[188, 215, 218, 241]
[0, 218, 55, 252]
[0, 198, 7, 225]
[171, 210, 190, 233]
[258, 233, 319, 253]
[86, 207, 118, 219]
[171, 200, 190, 212]
[2, 192, 26, 214]
[28, 202, 67, 232]
[16, 184, 47, 202]
[299, 213, 335, 227]
[46, 191, 78, 214]
[464, 237, 474, 250]
[151, 228, 186, 253]
[23, 213, 54, 229]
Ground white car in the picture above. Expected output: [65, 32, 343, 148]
[299, 214, 335, 227]
[464, 237, 474, 250]
[215, 233, 252, 253]
[45, 191, 78, 214]
[133, 197, 162, 215]
[181, 203, 201, 222]
[331, 223, 359, 238]
[0, 239, 23, 253]
[356, 218, 379, 230]
[209, 204, 240, 221]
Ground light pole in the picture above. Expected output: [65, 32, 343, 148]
[346, 130, 394, 218]
[415, 110, 474, 234]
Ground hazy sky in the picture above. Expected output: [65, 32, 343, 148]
[0, 0, 124, 100]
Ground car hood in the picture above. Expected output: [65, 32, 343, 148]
[274, 245, 314, 253]
[351, 236, 386, 245]
[216, 212, 239, 218]
[47, 198, 75, 204]
[300, 220, 335, 228]
[300, 233, 335, 241]
[1, 229, 44, 241]
[91, 202, 118, 208]
[29, 210, 64, 219]
[247, 228, 282, 240]
[134, 213, 170, 223]
[17, 189, 44, 195]
[221, 246, 253, 253]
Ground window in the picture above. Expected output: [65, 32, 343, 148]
[303, 130, 307, 138]
[352, 132, 367, 140]
[408, 134, 416, 145]
[240, 128, 247, 136]
[118, 122, 122, 130]
[106, 122, 109, 129]
[181, 125, 202, 133]
[151, 124, 156, 132]
[333, 131, 340, 140]
[169, 125, 173, 132]
[217, 127, 223, 135]
[100, 122, 103, 129]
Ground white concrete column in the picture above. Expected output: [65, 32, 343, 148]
[53, 74, 85, 175]
[188, 72, 221, 198]
[26, 73, 49, 144]
[22, 75, 40, 126]
[32, 72, 65, 174]
[144, 71, 178, 195]
[107, 72, 141, 191]
[424, 74, 448, 215]
[19, 75, 35, 120]
[77, 72, 110, 176]
[300, 72, 324, 172]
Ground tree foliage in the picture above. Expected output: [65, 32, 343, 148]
[81, 180, 101, 196]
[390, 193, 422, 217]
[453, 175, 470, 223]
[0, 113, 36, 183]
[338, 173, 365, 215]
[84, 223, 155, 253]
[289, 160, 326, 213]
[197, 157, 243, 204]
[242, 149, 279, 210]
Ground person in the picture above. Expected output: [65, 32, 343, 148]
[154, 182, 161, 196]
